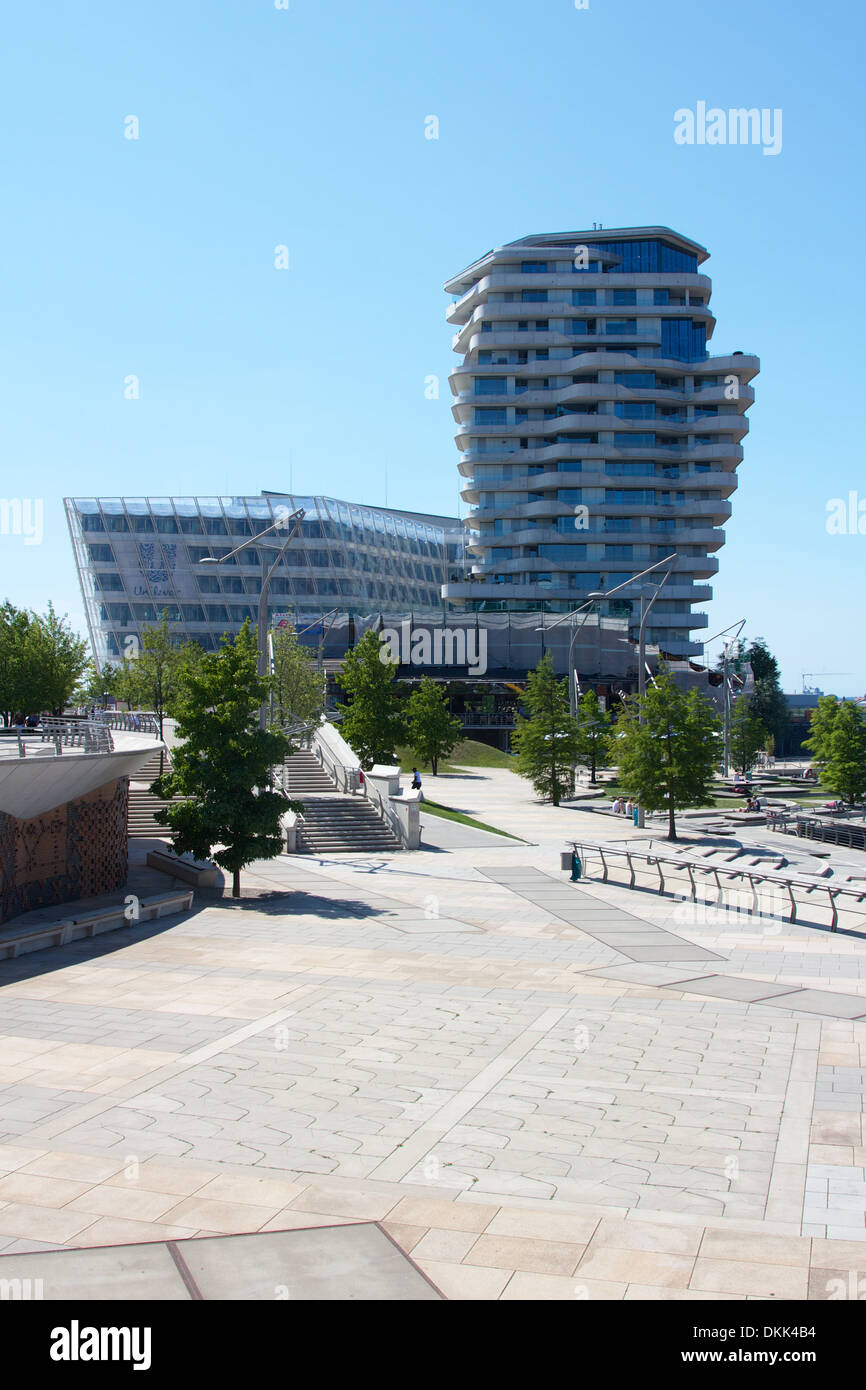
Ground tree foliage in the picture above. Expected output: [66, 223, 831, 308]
[511, 653, 579, 806]
[744, 638, 789, 751]
[152, 623, 299, 897]
[729, 695, 767, 776]
[0, 601, 89, 720]
[612, 665, 721, 840]
[406, 676, 462, 776]
[804, 697, 866, 803]
[271, 624, 324, 728]
[335, 629, 406, 769]
[574, 688, 612, 784]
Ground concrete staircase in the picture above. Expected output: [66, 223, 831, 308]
[126, 747, 402, 853]
[280, 749, 337, 795]
[281, 750, 401, 854]
[128, 747, 180, 839]
[295, 797, 401, 854]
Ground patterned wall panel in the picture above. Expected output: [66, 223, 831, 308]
[0, 777, 129, 924]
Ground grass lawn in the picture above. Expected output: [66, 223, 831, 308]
[420, 798, 528, 841]
[397, 739, 515, 774]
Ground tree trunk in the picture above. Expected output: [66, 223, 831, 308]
[668, 801, 677, 841]
[232, 868, 240, 898]
[432, 756, 438, 776]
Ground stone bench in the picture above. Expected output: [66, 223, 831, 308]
[146, 849, 220, 887]
[0, 890, 195, 961]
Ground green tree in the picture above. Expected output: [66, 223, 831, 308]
[0, 601, 88, 720]
[271, 623, 324, 728]
[729, 695, 768, 777]
[25, 605, 88, 713]
[745, 638, 789, 752]
[511, 653, 579, 806]
[152, 622, 299, 898]
[406, 676, 462, 776]
[821, 703, 866, 804]
[80, 661, 121, 705]
[803, 694, 841, 767]
[0, 602, 35, 720]
[805, 697, 866, 803]
[612, 666, 721, 841]
[336, 628, 406, 768]
[574, 689, 612, 784]
[120, 611, 179, 744]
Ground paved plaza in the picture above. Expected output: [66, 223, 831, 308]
[1, 767, 866, 1299]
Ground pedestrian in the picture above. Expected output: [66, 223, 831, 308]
[626, 797, 635, 817]
[411, 767, 422, 791]
[612, 797, 621, 815]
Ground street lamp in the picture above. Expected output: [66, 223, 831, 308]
[565, 593, 606, 721]
[702, 619, 746, 778]
[536, 553, 679, 720]
[198, 507, 306, 729]
[633, 568, 676, 828]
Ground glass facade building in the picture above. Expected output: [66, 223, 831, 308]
[443, 225, 760, 657]
[66, 493, 462, 667]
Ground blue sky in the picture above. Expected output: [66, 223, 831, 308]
[1, 0, 863, 694]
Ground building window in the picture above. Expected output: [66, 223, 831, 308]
[615, 372, 655, 388]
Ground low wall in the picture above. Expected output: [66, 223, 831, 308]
[0, 777, 129, 924]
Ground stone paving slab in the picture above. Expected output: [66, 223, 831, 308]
[2, 767, 866, 1297]
[0, 1224, 441, 1300]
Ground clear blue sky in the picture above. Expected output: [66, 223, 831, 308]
[1, 0, 863, 694]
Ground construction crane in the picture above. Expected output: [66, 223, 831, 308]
[801, 672, 851, 694]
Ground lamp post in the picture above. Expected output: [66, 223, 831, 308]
[198, 507, 305, 730]
[537, 554, 679, 715]
[634, 569, 674, 828]
[566, 592, 606, 722]
[701, 619, 746, 779]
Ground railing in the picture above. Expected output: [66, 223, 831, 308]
[96, 710, 160, 736]
[38, 718, 114, 755]
[768, 812, 866, 852]
[310, 720, 362, 794]
[316, 739, 361, 793]
[568, 840, 866, 933]
[461, 712, 516, 728]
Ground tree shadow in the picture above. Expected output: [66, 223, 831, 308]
[200, 889, 387, 919]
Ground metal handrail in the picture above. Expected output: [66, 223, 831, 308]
[568, 840, 866, 933]
[39, 718, 114, 754]
[95, 710, 160, 736]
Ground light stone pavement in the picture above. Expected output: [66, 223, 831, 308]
[1, 766, 866, 1300]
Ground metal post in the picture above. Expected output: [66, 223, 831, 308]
[257, 554, 269, 731]
[722, 645, 731, 778]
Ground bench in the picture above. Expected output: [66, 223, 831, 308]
[146, 850, 220, 887]
[0, 890, 195, 961]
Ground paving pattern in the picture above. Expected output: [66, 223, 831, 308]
[1, 767, 866, 1299]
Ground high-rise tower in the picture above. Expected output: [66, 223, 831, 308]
[443, 227, 758, 657]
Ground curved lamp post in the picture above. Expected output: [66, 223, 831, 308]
[198, 507, 306, 729]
